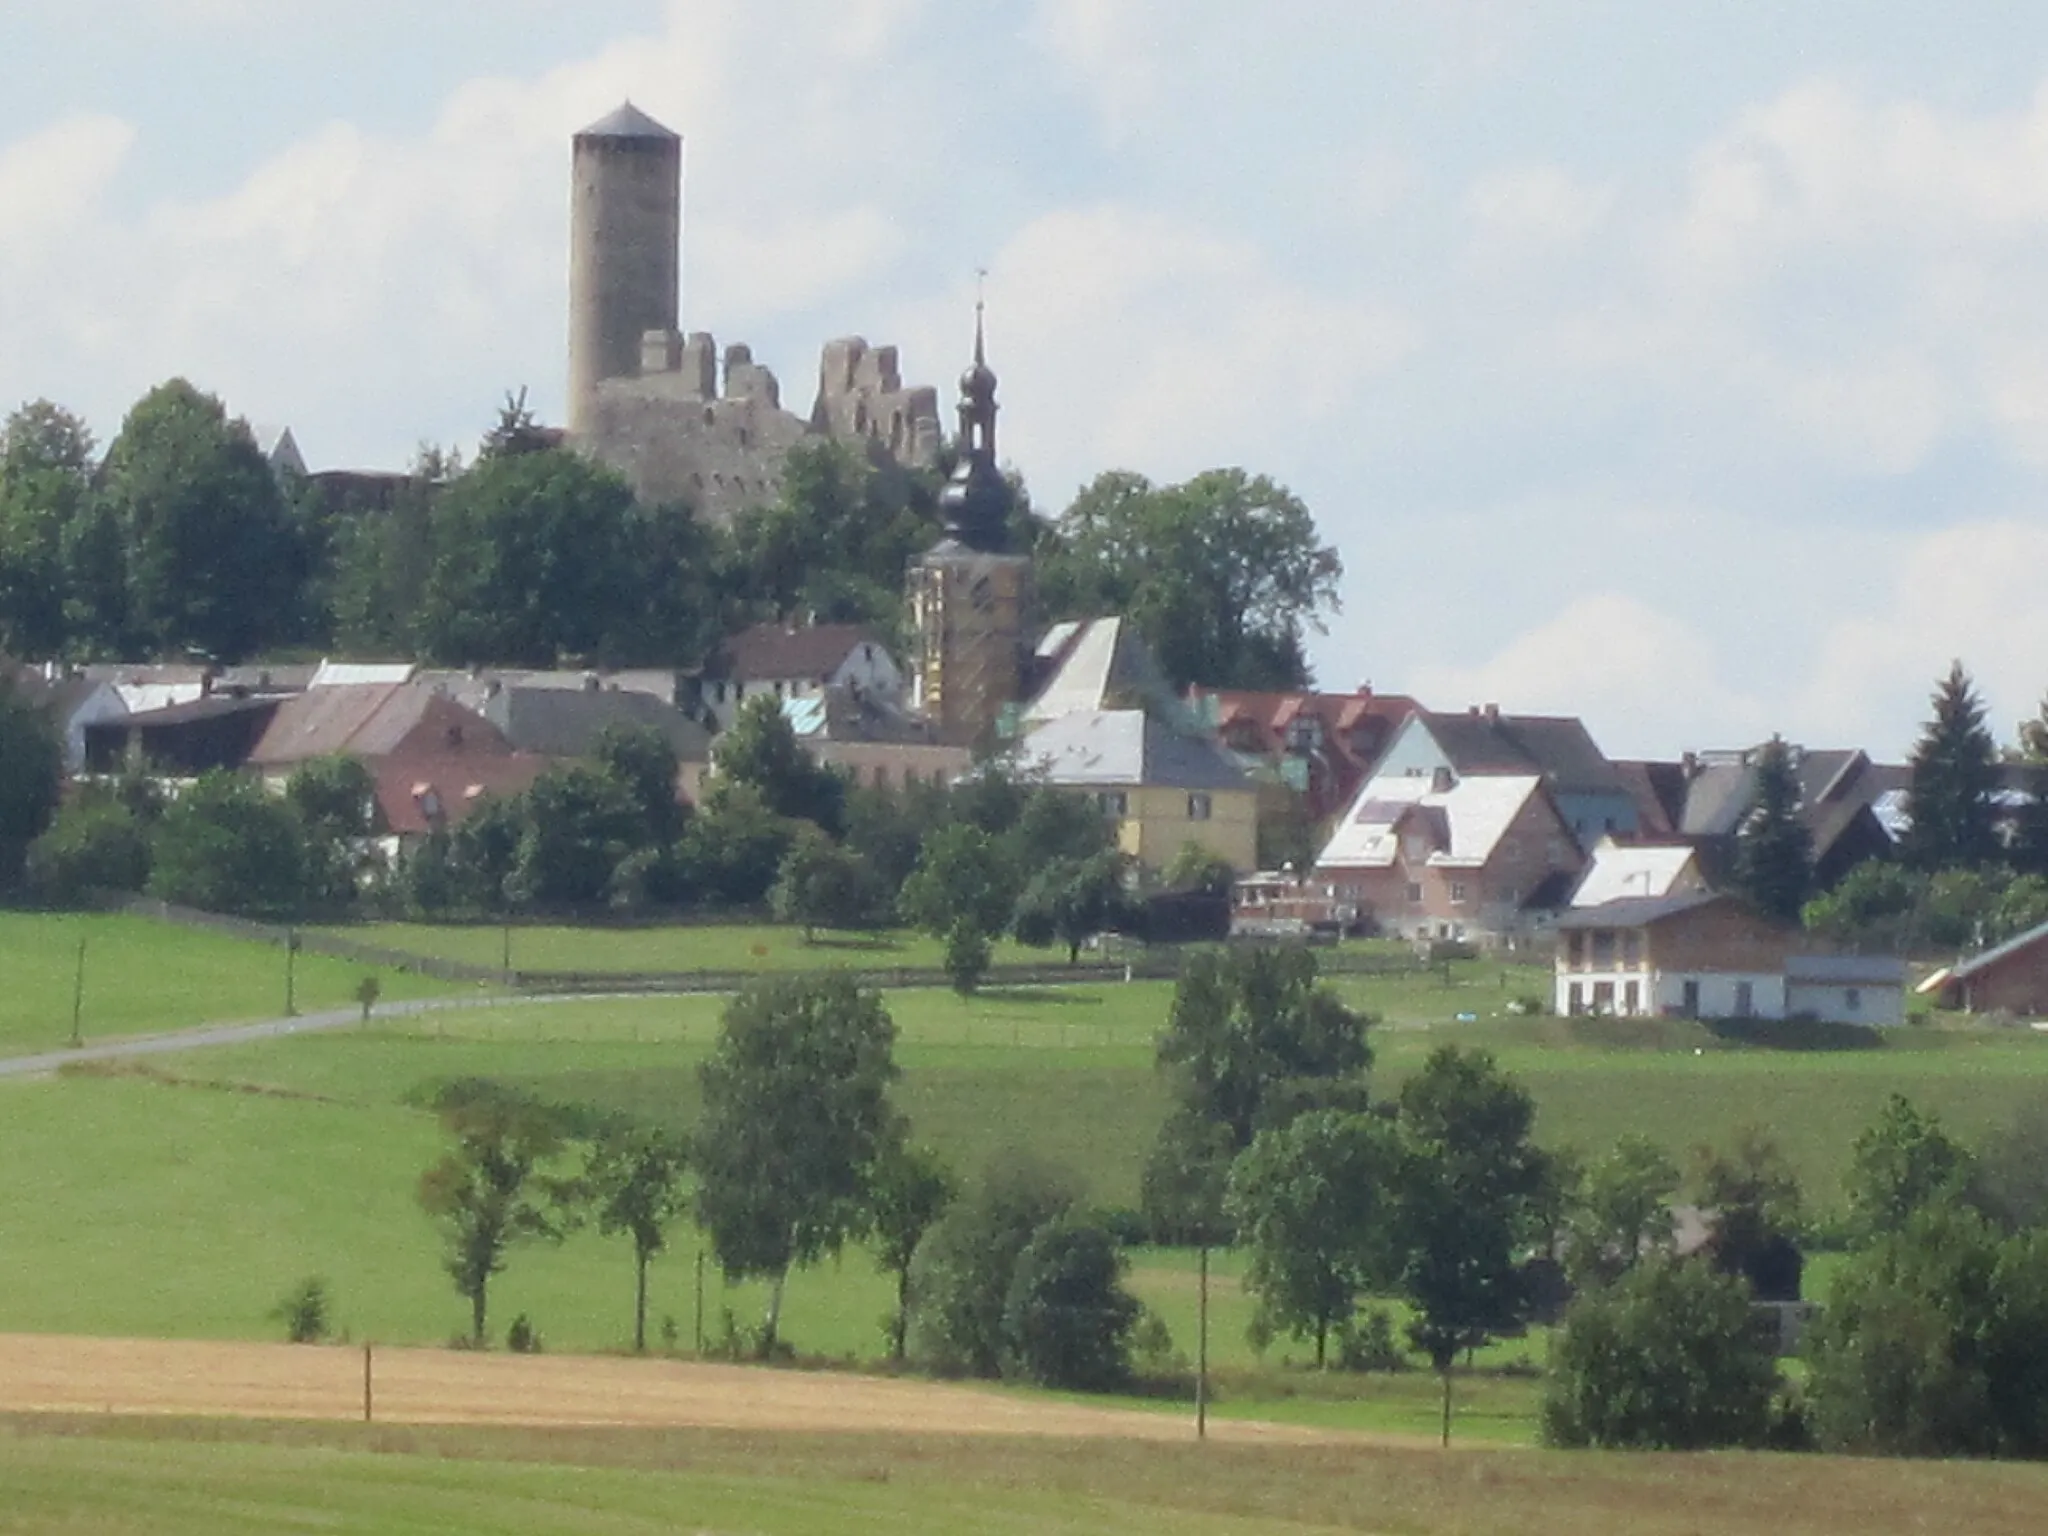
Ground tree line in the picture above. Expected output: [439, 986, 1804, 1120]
[0, 385, 1341, 693]
[8, 694, 1231, 987]
[1728, 662, 2048, 956]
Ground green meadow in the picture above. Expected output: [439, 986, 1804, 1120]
[8, 1417, 2048, 1536]
[0, 912, 455, 1054]
[6, 918, 2048, 1445]
[316, 918, 1054, 974]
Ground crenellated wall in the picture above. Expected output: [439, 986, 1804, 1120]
[580, 330, 942, 525]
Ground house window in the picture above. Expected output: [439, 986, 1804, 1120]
[1846, 987, 1862, 1013]
[1568, 982, 1585, 1017]
[1098, 791, 1129, 818]
[1681, 979, 1700, 1018]
[1734, 981, 1754, 1018]
[1622, 981, 1640, 1016]
[714, 681, 726, 704]
[1405, 881, 1423, 904]
[1450, 881, 1468, 905]
[1592, 981, 1614, 1014]
[1188, 792, 1213, 821]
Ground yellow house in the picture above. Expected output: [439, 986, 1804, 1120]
[1015, 708, 1258, 874]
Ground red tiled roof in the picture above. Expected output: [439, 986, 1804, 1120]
[250, 684, 510, 767]
[371, 753, 549, 836]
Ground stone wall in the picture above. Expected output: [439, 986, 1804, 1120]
[580, 331, 943, 526]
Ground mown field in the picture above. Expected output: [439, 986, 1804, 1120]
[2, 960, 2047, 1438]
[315, 918, 1058, 974]
[0, 912, 454, 1054]
[3, 1416, 2047, 1536]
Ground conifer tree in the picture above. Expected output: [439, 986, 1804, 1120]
[1733, 736, 1813, 925]
[2008, 691, 2048, 880]
[1903, 662, 2000, 871]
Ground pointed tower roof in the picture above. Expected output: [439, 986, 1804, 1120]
[934, 298, 1012, 554]
[576, 101, 680, 141]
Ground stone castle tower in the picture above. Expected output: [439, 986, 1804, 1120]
[907, 309, 1034, 745]
[567, 103, 682, 439]
[565, 103, 944, 525]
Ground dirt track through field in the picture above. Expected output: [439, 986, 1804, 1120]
[0, 1334, 1364, 1445]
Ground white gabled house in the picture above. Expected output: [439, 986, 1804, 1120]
[1554, 892, 1906, 1025]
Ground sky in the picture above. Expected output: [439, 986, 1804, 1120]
[7, 1, 2048, 761]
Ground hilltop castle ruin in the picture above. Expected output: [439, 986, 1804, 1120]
[565, 103, 943, 524]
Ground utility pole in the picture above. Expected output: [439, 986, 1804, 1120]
[69, 932, 87, 1048]
[693, 1249, 706, 1354]
[285, 929, 300, 1017]
[1196, 1244, 1210, 1440]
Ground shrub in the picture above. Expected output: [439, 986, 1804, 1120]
[26, 796, 151, 904]
[1541, 1256, 1779, 1450]
[943, 918, 992, 995]
[270, 1275, 332, 1344]
[506, 1314, 543, 1354]
[1335, 1307, 1407, 1373]
[1000, 1219, 1141, 1392]
[908, 1152, 1079, 1377]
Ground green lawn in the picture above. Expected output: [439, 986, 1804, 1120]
[316, 919, 1057, 974]
[0, 912, 457, 1054]
[4, 1417, 2047, 1536]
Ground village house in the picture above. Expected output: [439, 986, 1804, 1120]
[1013, 616, 1259, 874]
[698, 622, 905, 732]
[779, 684, 974, 794]
[1367, 706, 1639, 853]
[1569, 837, 1710, 908]
[1313, 768, 1582, 946]
[1188, 685, 1420, 823]
[1554, 891, 1906, 1024]
[1935, 917, 2048, 1017]
[1013, 708, 1259, 874]
[1657, 745, 1903, 889]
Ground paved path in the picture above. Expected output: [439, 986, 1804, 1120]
[0, 992, 634, 1080]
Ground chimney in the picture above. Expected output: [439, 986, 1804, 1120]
[1430, 765, 1454, 794]
[1483, 702, 1500, 722]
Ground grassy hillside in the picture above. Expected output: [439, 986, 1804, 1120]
[4, 1417, 2047, 1536]
[0, 911, 455, 1054]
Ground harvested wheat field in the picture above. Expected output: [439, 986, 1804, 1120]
[0, 1333, 1359, 1444]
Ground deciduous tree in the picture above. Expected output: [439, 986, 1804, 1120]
[1541, 1255, 1780, 1450]
[1563, 1134, 1681, 1291]
[0, 400, 95, 658]
[98, 380, 308, 661]
[1001, 1219, 1142, 1391]
[583, 1126, 690, 1353]
[1036, 468, 1342, 690]
[1227, 1110, 1401, 1368]
[1395, 1046, 1551, 1442]
[0, 676, 61, 890]
[692, 975, 901, 1354]
[1844, 1094, 1975, 1245]
[907, 1151, 1079, 1378]
[145, 769, 308, 918]
[417, 1081, 574, 1346]
[868, 1141, 956, 1361]
[1011, 850, 1134, 962]
[1153, 946, 1372, 1153]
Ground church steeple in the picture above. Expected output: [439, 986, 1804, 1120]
[936, 297, 1011, 553]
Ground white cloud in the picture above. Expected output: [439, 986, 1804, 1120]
[0, 115, 133, 265]
[1797, 519, 2048, 751]
[1411, 595, 1773, 760]
[1464, 163, 1613, 255]
[878, 203, 1417, 504]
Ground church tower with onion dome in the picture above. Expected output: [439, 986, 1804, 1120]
[907, 304, 1034, 745]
